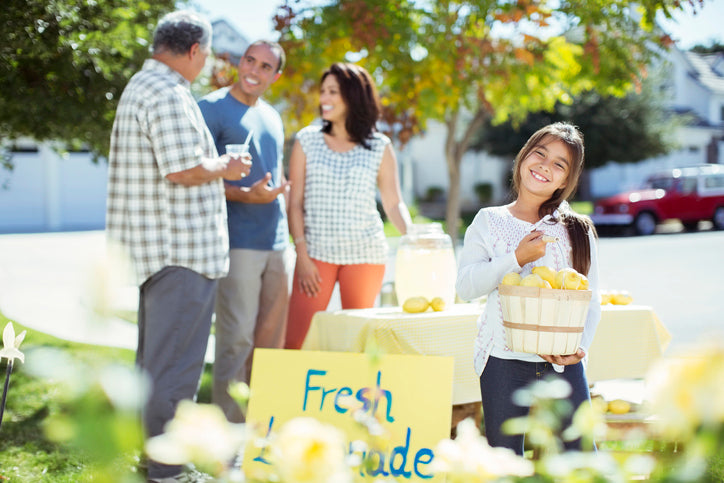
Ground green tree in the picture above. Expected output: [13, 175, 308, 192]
[0, 0, 176, 158]
[691, 41, 724, 54]
[472, 69, 684, 171]
[270, 0, 700, 240]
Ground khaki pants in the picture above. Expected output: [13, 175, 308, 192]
[213, 248, 291, 422]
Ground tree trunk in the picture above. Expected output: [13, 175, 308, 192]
[445, 153, 462, 242]
[443, 108, 489, 244]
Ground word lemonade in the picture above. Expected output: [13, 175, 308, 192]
[252, 368, 438, 480]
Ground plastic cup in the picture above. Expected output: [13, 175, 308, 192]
[225, 143, 250, 159]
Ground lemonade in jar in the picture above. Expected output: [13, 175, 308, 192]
[394, 223, 457, 309]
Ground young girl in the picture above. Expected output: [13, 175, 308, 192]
[456, 122, 601, 454]
[284, 63, 411, 350]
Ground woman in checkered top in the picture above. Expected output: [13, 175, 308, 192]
[284, 63, 412, 349]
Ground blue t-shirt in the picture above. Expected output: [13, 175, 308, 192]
[198, 87, 288, 251]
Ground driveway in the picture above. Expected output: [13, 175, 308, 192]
[0, 230, 137, 349]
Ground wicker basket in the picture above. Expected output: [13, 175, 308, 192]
[498, 284, 592, 355]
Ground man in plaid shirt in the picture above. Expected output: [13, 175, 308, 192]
[105, 10, 250, 482]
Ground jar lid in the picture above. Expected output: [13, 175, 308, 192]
[408, 222, 444, 236]
[402, 223, 452, 247]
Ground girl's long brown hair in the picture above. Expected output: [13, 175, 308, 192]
[511, 123, 597, 275]
[320, 63, 381, 150]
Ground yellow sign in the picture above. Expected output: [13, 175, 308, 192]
[244, 349, 454, 481]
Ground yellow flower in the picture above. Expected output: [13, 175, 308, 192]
[430, 418, 534, 481]
[146, 400, 246, 473]
[272, 417, 352, 483]
[646, 344, 724, 439]
[0, 322, 26, 364]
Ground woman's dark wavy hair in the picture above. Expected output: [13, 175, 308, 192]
[320, 63, 381, 150]
[511, 122, 597, 275]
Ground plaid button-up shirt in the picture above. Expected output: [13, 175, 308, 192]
[106, 59, 229, 284]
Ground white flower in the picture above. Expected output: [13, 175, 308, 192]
[430, 418, 534, 481]
[0, 322, 26, 364]
[272, 417, 353, 483]
[146, 400, 246, 472]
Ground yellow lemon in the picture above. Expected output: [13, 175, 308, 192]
[501, 272, 522, 286]
[402, 296, 429, 313]
[555, 268, 582, 290]
[520, 273, 547, 288]
[611, 291, 633, 305]
[591, 395, 608, 414]
[579, 274, 590, 291]
[430, 297, 446, 312]
[607, 399, 632, 415]
[600, 291, 612, 305]
[531, 266, 557, 288]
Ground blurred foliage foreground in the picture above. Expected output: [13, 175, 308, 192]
[1, 311, 724, 482]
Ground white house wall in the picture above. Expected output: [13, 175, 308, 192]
[460, 150, 511, 207]
[401, 120, 511, 209]
[0, 144, 107, 233]
[401, 121, 448, 198]
[707, 93, 724, 124]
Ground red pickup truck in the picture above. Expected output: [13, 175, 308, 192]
[591, 164, 724, 235]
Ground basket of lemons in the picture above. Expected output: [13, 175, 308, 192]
[498, 266, 591, 355]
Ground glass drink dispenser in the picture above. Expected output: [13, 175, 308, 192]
[394, 223, 457, 309]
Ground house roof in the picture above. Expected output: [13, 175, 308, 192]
[684, 51, 724, 96]
[211, 19, 249, 65]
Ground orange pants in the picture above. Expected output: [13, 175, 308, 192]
[284, 258, 385, 349]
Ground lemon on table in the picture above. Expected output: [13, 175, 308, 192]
[402, 296, 429, 313]
[611, 291, 633, 305]
[430, 297, 446, 312]
[607, 399, 632, 414]
[590, 395, 608, 414]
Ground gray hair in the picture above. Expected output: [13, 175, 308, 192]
[152, 11, 212, 56]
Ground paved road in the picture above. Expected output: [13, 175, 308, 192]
[1, 227, 722, 357]
[0, 231, 137, 349]
[596, 228, 724, 353]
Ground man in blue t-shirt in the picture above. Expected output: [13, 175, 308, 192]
[199, 40, 290, 422]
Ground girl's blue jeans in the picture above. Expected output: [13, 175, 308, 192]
[479, 355, 593, 455]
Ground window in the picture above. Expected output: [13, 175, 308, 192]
[10, 144, 38, 153]
[678, 177, 697, 194]
[648, 177, 675, 190]
[704, 174, 724, 189]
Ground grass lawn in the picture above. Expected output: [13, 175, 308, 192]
[0, 310, 216, 482]
[0, 311, 132, 481]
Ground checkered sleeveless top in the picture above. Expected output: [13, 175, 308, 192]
[298, 125, 389, 265]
